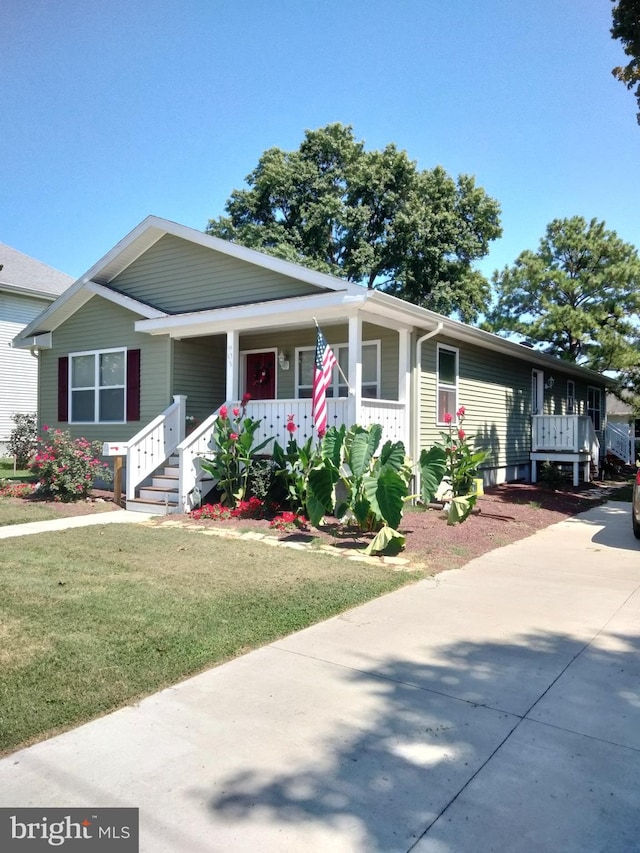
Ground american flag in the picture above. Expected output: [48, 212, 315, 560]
[312, 326, 337, 436]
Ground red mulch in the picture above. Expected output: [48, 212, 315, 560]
[151, 481, 624, 573]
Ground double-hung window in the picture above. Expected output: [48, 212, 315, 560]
[437, 345, 458, 423]
[296, 341, 380, 399]
[566, 380, 575, 415]
[70, 349, 126, 423]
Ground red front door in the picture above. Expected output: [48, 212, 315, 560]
[245, 351, 276, 400]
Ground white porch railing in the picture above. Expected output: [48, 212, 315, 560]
[531, 415, 597, 454]
[174, 397, 409, 511]
[126, 395, 186, 501]
[177, 409, 219, 511]
[605, 422, 634, 464]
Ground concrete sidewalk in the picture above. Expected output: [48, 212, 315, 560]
[0, 508, 157, 538]
[1, 501, 639, 852]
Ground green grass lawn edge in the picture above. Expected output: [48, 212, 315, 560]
[0, 523, 422, 755]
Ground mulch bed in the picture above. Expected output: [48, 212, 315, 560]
[150, 480, 625, 573]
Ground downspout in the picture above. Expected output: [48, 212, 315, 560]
[413, 322, 443, 499]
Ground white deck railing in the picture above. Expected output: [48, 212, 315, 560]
[176, 409, 219, 512]
[126, 395, 186, 501]
[532, 415, 596, 453]
[605, 422, 634, 464]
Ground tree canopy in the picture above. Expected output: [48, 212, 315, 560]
[206, 123, 502, 322]
[484, 217, 640, 376]
[611, 0, 640, 124]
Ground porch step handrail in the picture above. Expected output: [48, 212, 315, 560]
[126, 395, 186, 501]
[176, 405, 224, 512]
[605, 422, 633, 464]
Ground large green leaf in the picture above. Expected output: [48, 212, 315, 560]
[348, 424, 382, 479]
[321, 425, 345, 467]
[419, 446, 447, 503]
[378, 440, 406, 473]
[447, 494, 477, 525]
[306, 465, 336, 527]
[364, 525, 406, 556]
[363, 468, 406, 530]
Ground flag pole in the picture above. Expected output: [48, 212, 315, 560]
[313, 317, 352, 392]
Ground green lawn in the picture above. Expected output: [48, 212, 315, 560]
[0, 459, 33, 482]
[0, 523, 421, 755]
[0, 502, 70, 527]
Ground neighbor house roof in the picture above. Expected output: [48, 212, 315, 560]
[0, 243, 74, 299]
[11, 215, 612, 387]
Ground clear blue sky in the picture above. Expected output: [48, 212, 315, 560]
[2, 0, 638, 287]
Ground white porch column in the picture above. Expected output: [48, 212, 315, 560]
[226, 330, 240, 402]
[398, 328, 410, 448]
[348, 315, 362, 426]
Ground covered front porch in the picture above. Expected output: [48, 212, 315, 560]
[122, 294, 418, 512]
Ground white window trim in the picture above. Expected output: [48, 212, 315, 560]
[566, 380, 576, 415]
[436, 344, 459, 425]
[69, 347, 127, 425]
[531, 369, 544, 416]
[294, 340, 381, 399]
[587, 385, 602, 430]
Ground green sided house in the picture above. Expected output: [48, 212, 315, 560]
[13, 216, 612, 513]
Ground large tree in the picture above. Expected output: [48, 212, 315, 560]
[485, 217, 640, 375]
[611, 0, 640, 124]
[207, 123, 502, 322]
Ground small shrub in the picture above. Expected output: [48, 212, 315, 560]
[7, 412, 38, 469]
[30, 427, 112, 502]
[538, 461, 566, 490]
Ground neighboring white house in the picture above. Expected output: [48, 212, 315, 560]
[0, 243, 73, 455]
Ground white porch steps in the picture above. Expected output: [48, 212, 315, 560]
[126, 457, 181, 514]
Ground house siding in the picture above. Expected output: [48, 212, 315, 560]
[172, 336, 226, 422]
[109, 234, 324, 313]
[0, 292, 50, 450]
[238, 322, 399, 400]
[419, 336, 608, 480]
[39, 295, 171, 443]
[419, 335, 532, 472]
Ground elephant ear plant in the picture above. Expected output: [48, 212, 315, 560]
[274, 422, 448, 557]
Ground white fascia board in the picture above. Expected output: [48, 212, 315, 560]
[365, 290, 610, 386]
[11, 332, 53, 350]
[135, 291, 366, 338]
[0, 282, 57, 301]
[78, 214, 364, 295]
[85, 282, 167, 319]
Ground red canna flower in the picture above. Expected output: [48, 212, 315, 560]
[458, 429, 466, 441]
[444, 413, 453, 425]
[219, 405, 228, 420]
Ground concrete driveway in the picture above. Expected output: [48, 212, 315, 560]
[1, 501, 639, 852]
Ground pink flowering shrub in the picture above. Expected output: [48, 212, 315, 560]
[29, 428, 112, 502]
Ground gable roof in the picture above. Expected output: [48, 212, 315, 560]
[11, 215, 611, 387]
[0, 242, 74, 299]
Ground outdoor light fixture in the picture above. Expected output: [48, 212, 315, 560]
[545, 376, 555, 390]
[278, 350, 290, 370]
